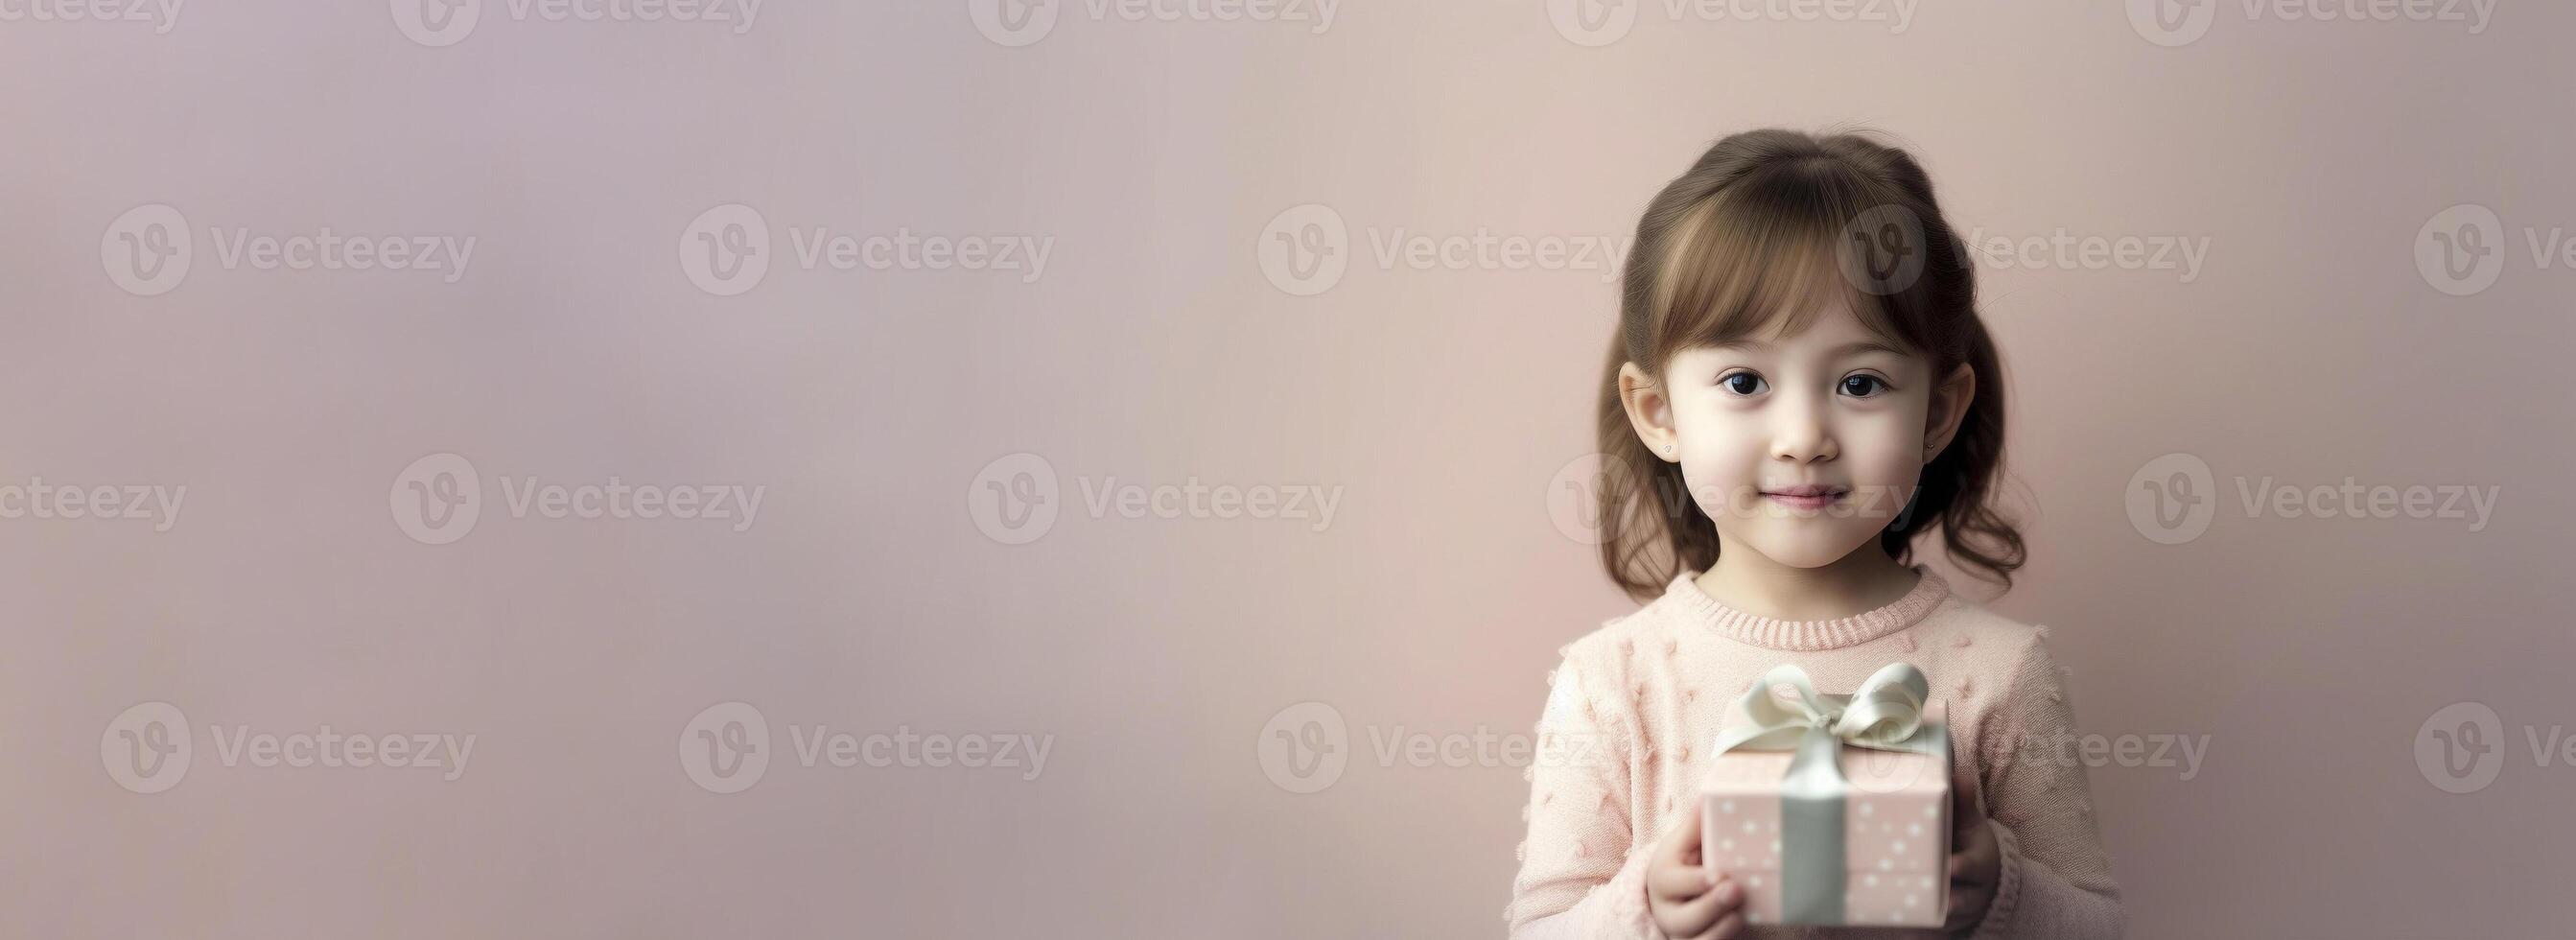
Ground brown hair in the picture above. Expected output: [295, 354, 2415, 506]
[1595, 128, 2024, 601]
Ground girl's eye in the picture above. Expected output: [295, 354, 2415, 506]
[1840, 374, 1890, 398]
[1720, 372, 1768, 396]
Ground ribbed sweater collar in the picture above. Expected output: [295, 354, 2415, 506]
[1663, 565, 1950, 651]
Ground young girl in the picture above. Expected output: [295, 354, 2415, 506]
[1506, 129, 2124, 939]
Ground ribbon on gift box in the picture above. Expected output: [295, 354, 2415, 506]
[1708, 661, 1948, 925]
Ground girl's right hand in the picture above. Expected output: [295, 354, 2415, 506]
[1645, 796, 1748, 938]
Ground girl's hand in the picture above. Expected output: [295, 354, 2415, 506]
[1941, 769, 2004, 935]
[1646, 796, 1748, 938]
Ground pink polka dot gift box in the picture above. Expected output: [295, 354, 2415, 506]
[1700, 663, 1953, 928]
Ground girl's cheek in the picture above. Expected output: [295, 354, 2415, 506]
[1681, 408, 1770, 461]
[1673, 395, 1755, 444]
[1847, 447, 1932, 517]
[1673, 418, 1767, 512]
[1844, 411, 1928, 475]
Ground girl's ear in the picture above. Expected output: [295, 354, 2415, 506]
[1617, 362, 1679, 462]
[1923, 363, 1977, 461]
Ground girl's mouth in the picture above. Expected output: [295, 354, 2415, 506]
[1761, 486, 1847, 511]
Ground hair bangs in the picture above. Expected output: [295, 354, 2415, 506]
[1644, 162, 1921, 367]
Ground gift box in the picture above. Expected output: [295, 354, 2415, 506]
[1699, 663, 1951, 928]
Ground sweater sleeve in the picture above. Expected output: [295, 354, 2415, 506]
[1506, 646, 1667, 940]
[1964, 631, 2128, 940]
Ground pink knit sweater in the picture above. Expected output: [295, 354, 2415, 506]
[1506, 566, 2124, 939]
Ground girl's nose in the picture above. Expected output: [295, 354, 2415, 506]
[1770, 398, 1838, 464]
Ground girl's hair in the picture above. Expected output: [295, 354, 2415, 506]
[1594, 128, 2024, 601]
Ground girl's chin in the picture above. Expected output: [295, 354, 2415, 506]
[1724, 529, 1878, 569]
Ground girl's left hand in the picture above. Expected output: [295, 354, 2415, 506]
[1941, 768, 2003, 935]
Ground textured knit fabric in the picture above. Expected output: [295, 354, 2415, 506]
[1506, 566, 2124, 939]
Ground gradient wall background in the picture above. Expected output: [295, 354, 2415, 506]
[6, 1, 2571, 937]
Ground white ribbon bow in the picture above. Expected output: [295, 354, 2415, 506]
[1708, 661, 1939, 759]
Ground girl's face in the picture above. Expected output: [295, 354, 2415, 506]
[1622, 302, 1975, 571]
